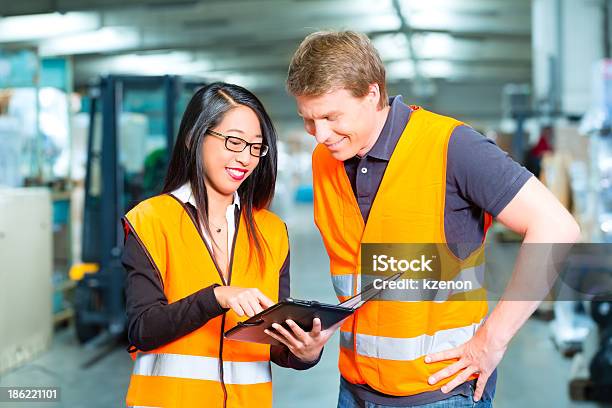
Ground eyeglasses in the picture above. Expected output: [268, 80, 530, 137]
[207, 129, 269, 158]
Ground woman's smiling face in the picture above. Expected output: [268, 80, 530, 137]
[202, 105, 263, 197]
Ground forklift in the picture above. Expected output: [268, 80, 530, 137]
[69, 75, 206, 365]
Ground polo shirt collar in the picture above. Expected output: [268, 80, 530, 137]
[172, 182, 241, 210]
[364, 95, 411, 161]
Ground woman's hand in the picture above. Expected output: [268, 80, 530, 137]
[264, 318, 343, 363]
[213, 286, 274, 317]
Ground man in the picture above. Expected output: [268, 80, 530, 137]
[286, 31, 580, 407]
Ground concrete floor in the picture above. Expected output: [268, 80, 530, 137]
[1, 204, 610, 407]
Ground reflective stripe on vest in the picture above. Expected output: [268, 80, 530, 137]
[133, 353, 272, 385]
[332, 274, 360, 298]
[129, 406, 162, 408]
[129, 406, 161, 408]
[339, 320, 483, 361]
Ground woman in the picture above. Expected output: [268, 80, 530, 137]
[122, 83, 333, 408]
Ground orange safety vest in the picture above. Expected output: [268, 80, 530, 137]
[122, 194, 288, 408]
[312, 107, 492, 396]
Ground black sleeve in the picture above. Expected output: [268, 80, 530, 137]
[123, 232, 227, 352]
[269, 248, 323, 370]
[448, 125, 533, 217]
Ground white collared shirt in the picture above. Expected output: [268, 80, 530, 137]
[170, 183, 240, 258]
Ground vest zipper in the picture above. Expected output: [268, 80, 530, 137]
[167, 194, 243, 405]
[218, 315, 229, 408]
[218, 209, 241, 408]
[335, 167, 367, 380]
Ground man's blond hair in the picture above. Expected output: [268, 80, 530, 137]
[287, 31, 388, 109]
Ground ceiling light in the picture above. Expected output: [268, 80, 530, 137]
[0, 12, 99, 43]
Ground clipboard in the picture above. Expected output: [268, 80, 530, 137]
[224, 272, 402, 345]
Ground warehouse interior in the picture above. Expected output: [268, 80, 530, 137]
[0, 0, 611, 406]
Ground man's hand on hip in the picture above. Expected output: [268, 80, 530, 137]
[424, 325, 506, 402]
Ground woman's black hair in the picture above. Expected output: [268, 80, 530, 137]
[162, 82, 277, 267]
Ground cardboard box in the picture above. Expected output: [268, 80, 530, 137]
[554, 125, 590, 163]
[540, 152, 572, 211]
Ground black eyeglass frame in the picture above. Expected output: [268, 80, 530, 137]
[206, 129, 269, 157]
